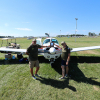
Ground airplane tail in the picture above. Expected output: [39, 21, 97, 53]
[45, 33, 49, 37]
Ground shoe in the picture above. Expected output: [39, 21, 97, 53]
[32, 76, 36, 79]
[59, 77, 65, 79]
[65, 74, 68, 77]
[35, 74, 40, 77]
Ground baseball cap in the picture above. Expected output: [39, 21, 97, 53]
[32, 39, 36, 42]
[61, 41, 65, 45]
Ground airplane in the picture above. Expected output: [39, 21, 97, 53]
[0, 37, 100, 64]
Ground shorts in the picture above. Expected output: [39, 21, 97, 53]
[61, 60, 68, 67]
[29, 60, 39, 68]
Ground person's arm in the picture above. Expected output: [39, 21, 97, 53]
[66, 53, 70, 65]
[41, 44, 50, 48]
[66, 46, 70, 65]
[26, 46, 31, 55]
[54, 43, 61, 48]
[41, 46, 48, 48]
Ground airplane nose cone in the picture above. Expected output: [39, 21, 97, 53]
[49, 47, 56, 54]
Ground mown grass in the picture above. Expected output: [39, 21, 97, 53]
[0, 37, 100, 100]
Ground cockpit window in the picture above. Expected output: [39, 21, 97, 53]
[51, 39, 58, 44]
[43, 39, 50, 44]
[43, 39, 59, 44]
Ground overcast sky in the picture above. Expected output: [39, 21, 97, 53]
[0, 0, 100, 37]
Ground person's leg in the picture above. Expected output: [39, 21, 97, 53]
[30, 68, 33, 76]
[66, 66, 69, 75]
[35, 60, 40, 75]
[29, 61, 34, 76]
[35, 67, 39, 75]
[59, 60, 66, 79]
[61, 66, 65, 77]
[65, 66, 69, 77]
[29, 61, 36, 79]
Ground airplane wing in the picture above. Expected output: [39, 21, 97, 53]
[0, 45, 100, 57]
[0, 48, 26, 54]
[0, 38, 46, 55]
[0, 48, 49, 55]
[71, 46, 100, 52]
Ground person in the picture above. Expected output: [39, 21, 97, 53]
[59, 41, 70, 79]
[26, 39, 48, 79]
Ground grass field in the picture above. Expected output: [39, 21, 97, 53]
[0, 37, 100, 100]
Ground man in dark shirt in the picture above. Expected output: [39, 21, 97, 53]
[26, 39, 47, 79]
[59, 41, 70, 79]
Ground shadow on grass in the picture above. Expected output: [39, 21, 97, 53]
[37, 76, 76, 92]
[53, 56, 100, 87]
[69, 62, 100, 86]
[0, 56, 100, 87]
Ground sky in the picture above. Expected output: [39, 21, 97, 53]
[0, 0, 100, 37]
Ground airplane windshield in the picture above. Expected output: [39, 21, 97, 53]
[43, 39, 50, 44]
[51, 39, 58, 44]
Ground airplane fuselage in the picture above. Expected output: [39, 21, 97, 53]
[38, 38, 62, 62]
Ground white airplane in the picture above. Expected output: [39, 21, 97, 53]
[0, 37, 100, 64]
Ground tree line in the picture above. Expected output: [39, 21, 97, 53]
[88, 32, 100, 36]
[56, 34, 86, 37]
[0, 36, 14, 38]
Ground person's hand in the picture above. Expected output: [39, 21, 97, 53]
[26, 52, 29, 55]
[66, 61, 69, 65]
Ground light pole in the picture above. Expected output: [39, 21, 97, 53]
[75, 18, 78, 42]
